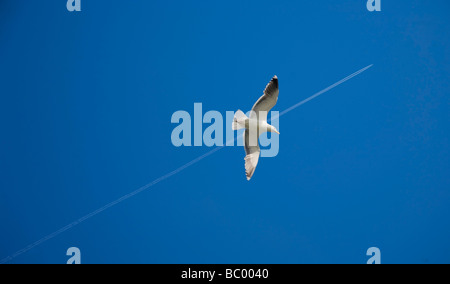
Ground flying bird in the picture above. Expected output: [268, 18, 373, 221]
[232, 76, 280, 180]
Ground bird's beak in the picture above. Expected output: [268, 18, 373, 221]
[274, 130, 280, 135]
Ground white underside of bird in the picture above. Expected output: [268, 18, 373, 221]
[232, 76, 280, 180]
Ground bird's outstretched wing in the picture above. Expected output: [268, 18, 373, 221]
[244, 129, 261, 180]
[250, 76, 279, 122]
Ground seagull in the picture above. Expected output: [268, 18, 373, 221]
[232, 76, 280, 180]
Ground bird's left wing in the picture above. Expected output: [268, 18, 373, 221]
[244, 129, 261, 180]
[250, 76, 279, 122]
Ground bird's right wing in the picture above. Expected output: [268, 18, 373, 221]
[250, 76, 279, 122]
[244, 129, 261, 181]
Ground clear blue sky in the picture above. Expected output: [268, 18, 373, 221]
[0, 1, 449, 264]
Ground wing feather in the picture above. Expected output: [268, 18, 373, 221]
[244, 129, 261, 180]
[250, 76, 279, 122]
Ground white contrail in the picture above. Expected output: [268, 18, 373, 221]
[0, 64, 373, 264]
[272, 64, 373, 121]
[0, 146, 225, 264]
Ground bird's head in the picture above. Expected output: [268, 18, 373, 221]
[270, 125, 280, 135]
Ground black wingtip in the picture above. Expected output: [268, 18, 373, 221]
[272, 75, 278, 88]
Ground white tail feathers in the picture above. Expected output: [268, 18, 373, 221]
[232, 110, 248, 130]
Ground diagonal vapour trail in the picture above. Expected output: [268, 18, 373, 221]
[271, 64, 373, 122]
[0, 64, 373, 264]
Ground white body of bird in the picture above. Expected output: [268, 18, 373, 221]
[232, 76, 280, 180]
